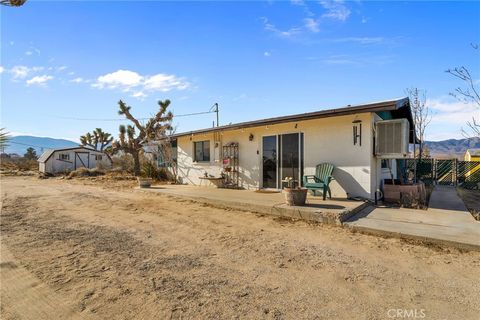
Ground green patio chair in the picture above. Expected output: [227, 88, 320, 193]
[303, 163, 334, 200]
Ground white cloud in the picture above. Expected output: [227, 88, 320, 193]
[25, 47, 41, 56]
[425, 97, 479, 140]
[304, 18, 320, 33]
[70, 77, 85, 83]
[9, 65, 44, 79]
[291, 0, 304, 5]
[333, 37, 385, 45]
[0, 66, 4, 74]
[320, 0, 351, 22]
[93, 70, 143, 89]
[26, 75, 54, 86]
[144, 73, 189, 92]
[132, 91, 147, 99]
[93, 69, 190, 99]
[10, 65, 30, 79]
[261, 17, 301, 38]
[264, 51, 272, 57]
[56, 66, 67, 72]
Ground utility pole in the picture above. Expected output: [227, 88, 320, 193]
[211, 103, 219, 127]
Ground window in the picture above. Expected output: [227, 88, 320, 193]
[194, 141, 210, 162]
[95, 155, 102, 161]
[59, 153, 70, 161]
[381, 159, 389, 169]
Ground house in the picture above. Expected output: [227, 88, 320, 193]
[464, 148, 480, 161]
[38, 146, 112, 174]
[168, 98, 417, 200]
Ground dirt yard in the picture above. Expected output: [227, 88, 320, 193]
[1, 176, 479, 319]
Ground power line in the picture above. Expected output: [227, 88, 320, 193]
[52, 110, 216, 122]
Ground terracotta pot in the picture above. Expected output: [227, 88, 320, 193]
[138, 177, 152, 188]
[283, 188, 308, 206]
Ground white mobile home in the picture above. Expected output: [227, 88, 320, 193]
[168, 98, 417, 200]
[38, 146, 112, 174]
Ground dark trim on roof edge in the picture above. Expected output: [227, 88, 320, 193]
[170, 97, 410, 138]
[38, 146, 112, 163]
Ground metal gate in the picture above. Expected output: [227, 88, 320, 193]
[406, 159, 480, 189]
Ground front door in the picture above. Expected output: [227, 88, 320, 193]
[262, 133, 304, 189]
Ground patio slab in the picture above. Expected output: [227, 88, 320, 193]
[137, 184, 369, 225]
[344, 186, 480, 251]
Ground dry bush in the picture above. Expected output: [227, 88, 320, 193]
[111, 154, 134, 173]
[0, 158, 38, 172]
[68, 167, 105, 178]
[141, 160, 171, 181]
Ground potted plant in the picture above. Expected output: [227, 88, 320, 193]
[137, 177, 152, 188]
[283, 177, 308, 206]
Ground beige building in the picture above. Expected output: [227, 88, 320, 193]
[168, 98, 416, 200]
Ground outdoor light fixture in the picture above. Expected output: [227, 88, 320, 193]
[352, 119, 362, 146]
[249, 133, 254, 141]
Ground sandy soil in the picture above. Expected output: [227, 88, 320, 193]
[1, 176, 479, 320]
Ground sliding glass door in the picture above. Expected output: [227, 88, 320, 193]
[262, 136, 277, 188]
[262, 133, 304, 189]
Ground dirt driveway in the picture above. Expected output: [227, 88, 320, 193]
[1, 176, 479, 319]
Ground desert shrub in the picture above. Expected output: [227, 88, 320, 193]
[0, 158, 38, 171]
[111, 154, 134, 173]
[68, 167, 105, 178]
[141, 161, 171, 181]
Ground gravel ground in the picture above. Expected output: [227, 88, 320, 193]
[1, 176, 479, 319]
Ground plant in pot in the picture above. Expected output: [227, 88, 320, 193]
[283, 153, 308, 206]
[138, 161, 155, 188]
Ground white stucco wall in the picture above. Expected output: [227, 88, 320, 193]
[40, 148, 112, 174]
[177, 113, 380, 199]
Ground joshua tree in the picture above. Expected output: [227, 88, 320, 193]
[80, 128, 113, 151]
[0, 0, 27, 6]
[446, 44, 480, 138]
[24, 147, 37, 160]
[0, 128, 10, 153]
[113, 99, 173, 176]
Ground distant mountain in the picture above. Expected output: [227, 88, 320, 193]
[425, 137, 480, 159]
[4, 135, 79, 156]
[2, 135, 479, 160]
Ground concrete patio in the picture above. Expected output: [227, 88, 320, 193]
[138, 184, 369, 225]
[345, 186, 480, 251]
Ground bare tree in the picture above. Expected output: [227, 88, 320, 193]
[156, 127, 178, 182]
[80, 128, 113, 152]
[446, 44, 480, 138]
[406, 88, 431, 161]
[113, 99, 173, 176]
[0, 128, 10, 154]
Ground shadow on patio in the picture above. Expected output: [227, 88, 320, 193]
[137, 184, 368, 225]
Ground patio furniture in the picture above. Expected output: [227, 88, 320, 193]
[303, 163, 334, 200]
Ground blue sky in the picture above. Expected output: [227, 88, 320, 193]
[1, 0, 479, 142]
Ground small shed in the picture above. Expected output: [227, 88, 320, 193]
[464, 148, 480, 161]
[38, 146, 112, 174]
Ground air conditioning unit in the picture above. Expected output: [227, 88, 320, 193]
[375, 119, 410, 158]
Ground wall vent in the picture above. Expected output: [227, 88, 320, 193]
[375, 119, 410, 158]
